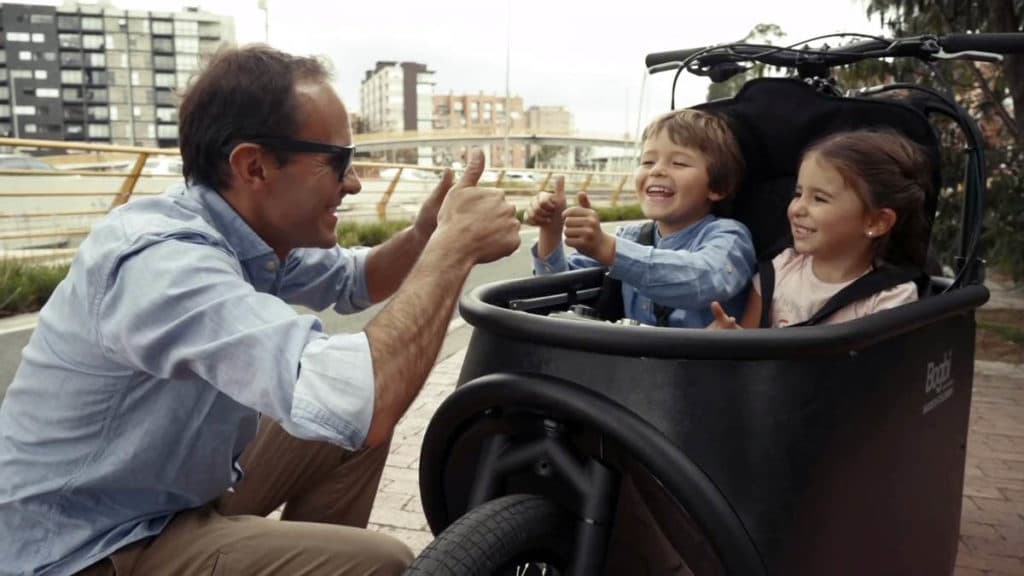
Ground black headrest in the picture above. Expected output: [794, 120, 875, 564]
[693, 78, 942, 260]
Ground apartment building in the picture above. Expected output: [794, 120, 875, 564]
[360, 61, 434, 133]
[432, 92, 526, 167]
[526, 105, 574, 135]
[0, 2, 234, 148]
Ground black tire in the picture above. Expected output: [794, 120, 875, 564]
[405, 494, 574, 576]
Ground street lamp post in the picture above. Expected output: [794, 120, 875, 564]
[10, 75, 20, 139]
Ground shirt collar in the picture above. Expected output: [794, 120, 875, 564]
[659, 214, 716, 243]
[182, 182, 277, 262]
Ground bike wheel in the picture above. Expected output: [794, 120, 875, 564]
[405, 494, 574, 576]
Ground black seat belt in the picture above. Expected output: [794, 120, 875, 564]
[758, 259, 923, 328]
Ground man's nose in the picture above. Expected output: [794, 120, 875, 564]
[341, 169, 362, 195]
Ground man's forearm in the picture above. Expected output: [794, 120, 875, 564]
[362, 231, 471, 446]
[363, 225, 430, 303]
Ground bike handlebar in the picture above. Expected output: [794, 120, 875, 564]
[645, 33, 1024, 73]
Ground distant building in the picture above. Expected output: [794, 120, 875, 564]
[432, 92, 526, 168]
[0, 1, 235, 148]
[526, 105, 574, 135]
[360, 61, 435, 133]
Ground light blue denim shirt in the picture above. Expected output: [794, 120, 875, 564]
[0, 183, 378, 576]
[532, 215, 756, 327]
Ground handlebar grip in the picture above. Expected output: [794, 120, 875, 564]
[942, 33, 1024, 54]
[645, 47, 705, 70]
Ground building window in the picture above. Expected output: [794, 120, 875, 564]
[88, 106, 109, 121]
[18, 51, 33, 62]
[129, 34, 152, 51]
[25, 123, 38, 134]
[15, 105, 37, 116]
[7, 32, 31, 43]
[29, 13, 55, 25]
[62, 70, 84, 84]
[42, 52, 57, 62]
[151, 20, 173, 35]
[153, 55, 175, 70]
[174, 20, 198, 36]
[156, 107, 177, 123]
[67, 123, 84, 135]
[175, 53, 198, 71]
[128, 18, 149, 34]
[34, 70, 48, 80]
[32, 33, 46, 43]
[131, 70, 154, 87]
[0, 87, 8, 100]
[87, 124, 111, 139]
[81, 17, 103, 31]
[36, 88, 59, 98]
[106, 51, 128, 69]
[155, 73, 176, 88]
[155, 90, 176, 106]
[87, 70, 108, 86]
[62, 87, 83, 102]
[82, 35, 104, 50]
[58, 15, 80, 30]
[11, 70, 33, 80]
[175, 37, 199, 53]
[153, 38, 174, 53]
[176, 72, 192, 87]
[105, 32, 126, 50]
[107, 87, 127, 104]
[0, 105, 10, 117]
[86, 88, 108, 102]
[59, 34, 82, 49]
[157, 124, 178, 139]
[87, 53, 106, 68]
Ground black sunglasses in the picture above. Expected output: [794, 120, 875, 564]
[237, 137, 355, 182]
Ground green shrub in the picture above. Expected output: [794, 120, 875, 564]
[0, 261, 69, 317]
[336, 220, 412, 247]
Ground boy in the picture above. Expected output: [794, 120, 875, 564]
[526, 108, 755, 327]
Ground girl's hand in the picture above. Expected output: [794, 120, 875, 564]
[708, 301, 741, 330]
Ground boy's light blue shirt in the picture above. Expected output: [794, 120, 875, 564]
[0, 182, 377, 575]
[533, 215, 756, 327]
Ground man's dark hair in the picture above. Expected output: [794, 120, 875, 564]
[178, 44, 331, 190]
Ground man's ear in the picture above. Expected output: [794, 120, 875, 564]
[227, 143, 270, 188]
[708, 189, 726, 203]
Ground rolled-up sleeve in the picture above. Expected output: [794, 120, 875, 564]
[284, 332, 375, 449]
[96, 238, 375, 450]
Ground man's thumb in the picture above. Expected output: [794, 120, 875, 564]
[455, 148, 485, 189]
[554, 176, 565, 200]
[577, 191, 591, 209]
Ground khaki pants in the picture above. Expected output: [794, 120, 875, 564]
[78, 419, 413, 576]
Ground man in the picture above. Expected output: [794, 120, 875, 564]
[0, 45, 521, 575]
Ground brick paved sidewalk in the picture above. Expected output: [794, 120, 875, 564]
[368, 352, 1024, 574]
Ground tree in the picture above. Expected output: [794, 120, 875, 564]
[864, 0, 1023, 145]
[856, 0, 1024, 279]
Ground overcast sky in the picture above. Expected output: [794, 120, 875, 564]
[23, 0, 886, 134]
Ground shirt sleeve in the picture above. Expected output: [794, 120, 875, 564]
[277, 245, 373, 313]
[608, 221, 757, 309]
[95, 238, 374, 450]
[530, 242, 603, 275]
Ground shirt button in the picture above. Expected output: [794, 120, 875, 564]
[265, 260, 278, 272]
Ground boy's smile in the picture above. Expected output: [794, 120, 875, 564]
[635, 129, 723, 237]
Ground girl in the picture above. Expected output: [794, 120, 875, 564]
[710, 129, 931, 329]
